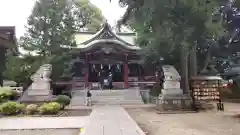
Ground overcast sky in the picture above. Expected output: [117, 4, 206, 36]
[0, 0, 126, 38]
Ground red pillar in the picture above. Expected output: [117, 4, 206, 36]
[85, 54, 89, 88]
[124, 54, 129, 89]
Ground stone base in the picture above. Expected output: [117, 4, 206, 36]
[19, 94, 55, 103]
[156, 94, 194, 112]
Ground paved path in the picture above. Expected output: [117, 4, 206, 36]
[81, 106, 146, 135]
[67, 104, 155, 109]
[0, 129, 79, 135]
[0, 116, 88, 130]
[127, 107, 240, 135]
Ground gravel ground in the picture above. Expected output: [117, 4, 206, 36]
[126, 107, 240, 135]
[0, 129, 80, 135]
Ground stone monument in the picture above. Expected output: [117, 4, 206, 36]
[156, 65, 193, 112]
[19, 64, 53, 102]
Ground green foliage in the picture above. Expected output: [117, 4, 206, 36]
[25, 104, 39, 115]
[74, 0, 105, 31]
[0, 101, 25, 115]
[0, 87, 18, 102]
[39, 102, 61, 115]
[6, 0, 104, 83]
[54, 95, 71, 108]
[3, 53, 46, 84]
[118, 0, 224, 69]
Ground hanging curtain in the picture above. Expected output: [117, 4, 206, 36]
[116, 64, 121, 72]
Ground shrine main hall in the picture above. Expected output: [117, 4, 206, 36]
[70, 22, 156, 89]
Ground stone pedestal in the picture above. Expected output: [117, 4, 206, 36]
[20, 64, 53, 103]
[155, 65, 193, 112]
[156, 94, 192, 111]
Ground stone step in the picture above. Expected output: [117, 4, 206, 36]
[27, 92, 51, 96]
[93, 102, 143, 105]
[70, 89, 144, 106]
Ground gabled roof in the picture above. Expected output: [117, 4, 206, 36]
[76, 22, 141, 51]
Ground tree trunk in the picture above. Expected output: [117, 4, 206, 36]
[189, 44, 197, 76]
[180, 46, 189, 94]
[0, 47, 6, 87]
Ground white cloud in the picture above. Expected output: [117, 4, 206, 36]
[0, 0, 126, 38]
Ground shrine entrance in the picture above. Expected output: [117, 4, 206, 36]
[88, 63, 124, 83]
[70, 22, 151, 90]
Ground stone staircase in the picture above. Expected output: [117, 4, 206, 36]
[70, 89, 144, 106]
[71, 77, 85, 90]
[19, 64, 53, 102]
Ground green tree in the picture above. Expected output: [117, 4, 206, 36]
[4, 0, 104, 83]
[14, 0, 104, 82]
[20, 0, 78, 57]
[116, 0, 225, 92]
[19, 0, 79, 81]
[3, 53, 45, 85]
[117, 0, 224, 70]
[74, 0, 105, 31]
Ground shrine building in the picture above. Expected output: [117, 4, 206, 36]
[0, 26, 17, 86]
[70, 22, 157, 89]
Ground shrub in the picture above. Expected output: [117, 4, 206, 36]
[10, 90, 20, 100]
[0, 87, 20, 101]
[0, 101, 25, 115]
[54, 95, 70, 108]
[26, 104, 38, 115]
[39, 102, 61, 115]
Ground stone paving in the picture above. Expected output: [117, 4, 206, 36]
[0, 129, 79, 135]
[126, 107, 240, 135]
[0, 116, 88, 130]
[81, 106, 146, 135]
[0, 103, 240, 135]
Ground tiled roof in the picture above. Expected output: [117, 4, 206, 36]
[75, 22, 141, 51]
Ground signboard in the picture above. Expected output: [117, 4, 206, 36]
[191, 79, 220, 101]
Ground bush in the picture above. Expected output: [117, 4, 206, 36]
[26, 104, 38, 115]
[10, 90, 20, 100]
[39, 102, 61, 115]
[54, 95, 70, 108]
[0, 101, 25, 115]
[0, 87, 15, 102]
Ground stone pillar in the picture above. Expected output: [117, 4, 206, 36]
[85, 54, 89, 87]
[124, 54, 129, 89]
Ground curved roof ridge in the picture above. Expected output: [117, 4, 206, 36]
[79, 22, 136, 46]
[79, 39, 141, 51]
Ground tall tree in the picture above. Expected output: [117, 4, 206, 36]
[20, 0, 78, 57]
[74, 0, 105, 31]
[9, 0, 104, 82]
[117, 0, 225, 92]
